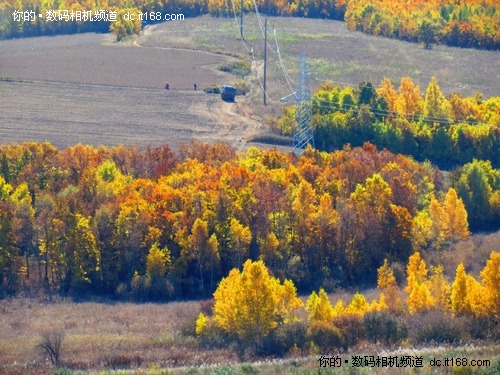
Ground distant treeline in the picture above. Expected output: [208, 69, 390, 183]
[0, 141, 499, 300]
[278, 77, 500, 170]
[1, 0, 498, 49]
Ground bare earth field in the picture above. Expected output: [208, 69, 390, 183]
[0, 80, 262, 151]
[1, 15, 499, 151]
[0, 30, 267, 151]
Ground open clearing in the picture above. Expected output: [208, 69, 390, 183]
[0, 298, 236, 374]
[1, 15, 499, 151]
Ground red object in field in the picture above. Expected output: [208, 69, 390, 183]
[165, 82, 170, 90]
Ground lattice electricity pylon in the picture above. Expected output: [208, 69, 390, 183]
[281, 53, 315, 155]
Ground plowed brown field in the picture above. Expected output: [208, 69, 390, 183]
[0, 31, 266, 151]
[0, 80, 263, 150]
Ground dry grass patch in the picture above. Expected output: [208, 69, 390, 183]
[0, 298, 241, 373]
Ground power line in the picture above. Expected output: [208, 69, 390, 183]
[230, 0, 252, 53]
[311, 96, 468, 125]
[251, 47, 274, 103]
[228, 4, 462, 127]
[227, 0, 300, 104]
[264, 17, 267, 106]
[274, 29, 296, 94]
[251, 0, 278, 53]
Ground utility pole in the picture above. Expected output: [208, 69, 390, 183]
[263, 18, 267, 106]
[292, 52, 314, 154]
[240, 0, 244, 40]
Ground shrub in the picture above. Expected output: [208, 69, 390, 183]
[197, 319, 232, 349]
[474, 360, 500, 375]
[180, 315, 198, 338]
[104, 354, 143, 369]
[204, 85, 221, 94]
[217, 60, 251, 77]
[233, 80, 249, 96]
[408, 310, 468, 345]
[52, 369, 86, 375]
[307, 321, 346, 353]
[332, 314, 365, 348]
[38, 331, 65, 366]
[465, 316, 500, 341]
[239, 363, 259, 374]
[363, 310, 408, 346]
[259, 321, 308, 357]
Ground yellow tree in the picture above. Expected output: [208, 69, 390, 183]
[66, 214, 101, 292]
[378, 259, 396, 290]
[144, 242, 172, 299]
[411, 211, 433, 251]
[466, 274, 487, 317]
[429, 189, 469, 248]
[276, 279, 303, 323]
[188, 218, 220, 295]
[442, 188, 469, 241]
[228, 217, 251, 270]
[377, 259, 403, 312]
[377, 78, 398, 115]
[345, 292, 372, 316]
[428, 197, 446, 248]
[306, 288, 335, 323]
[146, 242, 171, 281]
[307, 193, 338, 279]
[451, 263, 471, 316]
[291, 180, 317, 269]
[0, 175, 12, 200]
[480, 251, 500, 320]
[259, 232, 281, 269]
[423, 76, 452, 122]
[395, 77, 422, 120]
[213, 260, 303, 347]
[428, 265, 451, 312]
[406, 252, 434, 313]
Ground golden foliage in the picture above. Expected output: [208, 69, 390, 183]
[213, 260, 302, 345]
[479, 251, 500, 319]
[305, 288, 335, 323]
[406, 252, 434, 314]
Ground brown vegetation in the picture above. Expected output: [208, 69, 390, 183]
[0, 298, 237, 373]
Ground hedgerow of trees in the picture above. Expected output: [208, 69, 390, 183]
[278, 77, 500, 171]
[196, 252, 499, 354]
[1, 0, 498, 49]
[1, 140, 498, 300]
[344, 0, 500, 50]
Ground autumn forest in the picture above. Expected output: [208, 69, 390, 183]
[0, 139, 498, 301]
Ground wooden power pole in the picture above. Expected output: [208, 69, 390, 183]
[263, 18, 267, 106]
[240, 0, 244, 40]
